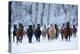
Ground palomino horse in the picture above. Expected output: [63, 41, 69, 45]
[42, 25, 47, 39]
[16, 23, 25, 43]
[47, 24, 56, 40]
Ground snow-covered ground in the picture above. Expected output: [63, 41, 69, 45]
[11, 33, 78, 53]
[10, 2, 78, 53]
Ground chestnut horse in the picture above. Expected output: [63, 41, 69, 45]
[16, 23, 25, 43]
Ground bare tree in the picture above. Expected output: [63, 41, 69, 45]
[35, 2, 38, 25]
[41, 3, 45, 26]
[29, 3, 32, 25]
[24, 3, 32, 25]
[47, 4, 50, 25]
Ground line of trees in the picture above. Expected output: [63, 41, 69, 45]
[11, 2, 78, 27]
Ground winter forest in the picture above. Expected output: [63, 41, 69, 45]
[11, 1, 78, 27]
[8, 1, 78, 53]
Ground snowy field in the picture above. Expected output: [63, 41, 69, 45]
[11, 32, 78, 53]
[9, 2, 78, 53]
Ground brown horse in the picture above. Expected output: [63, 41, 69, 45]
[61, 22, 72, 41]
[61, 23, 65, 40]
[16, 23, 25, 43]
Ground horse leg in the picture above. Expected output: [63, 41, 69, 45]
[29, 36, 32, 43]
[75, 32, 76, 37]
[27, 36, 30, 43]
[38, 36, 40, 42]
[68, 33, 71, 41]
[69, 36, 70, 41]
[29, 38, 31, 43]
[65, 35, 68, 41]
[56, 33, 58, 39]
[65, 37, 67, 41]
[16, 36, 19, 43]
[36, 36, 38, 42]
[20, 35, 23, 43]
[62, 35, 63, 40]
[74, 32, 76, 38]
[29, 37, 31, 43]
[61, 33, 63, 40]
[47, 34, 49, 40]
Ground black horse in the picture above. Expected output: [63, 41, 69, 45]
[72, 25, 77, 37]
[26, 25, 33, 43]
[55, 24, 59, 39]
[34, 24, 41, 42]
[64, 22, 71, 41]
[13, 24, 17, 42]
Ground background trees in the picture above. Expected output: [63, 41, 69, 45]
[11, 2, 78, 27]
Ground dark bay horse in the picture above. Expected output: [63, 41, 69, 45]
[61, 22, 72, 41]
[16, 23, 25, 43]
[61, 23, 66, 40]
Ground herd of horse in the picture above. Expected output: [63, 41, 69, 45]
[13, 22, 77, 43]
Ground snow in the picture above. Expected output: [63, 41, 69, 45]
[10, 2, 78, 53]
[11, 33, 78, 53]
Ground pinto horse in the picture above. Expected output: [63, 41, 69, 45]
[16, 23, 25, 43]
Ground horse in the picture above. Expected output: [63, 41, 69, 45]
[26, 25, 33, 43]
[60, 23, 66, 40]
[16, 23, 25, 43]
[42, 25, 47, 39]
[55, 24, 59, 39]
[34, 24, 42, 42]
[61, 22, 72, 41]
[13, 24, 17, 42]
[47, 24, 56, 40]
[72, 25, 77, 37]
[47, 27, 50, 40]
